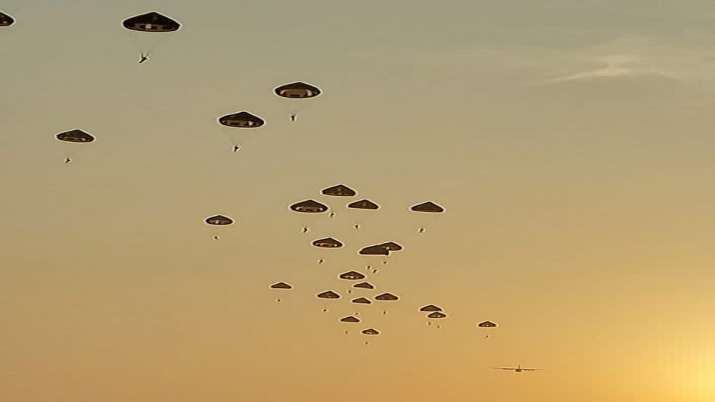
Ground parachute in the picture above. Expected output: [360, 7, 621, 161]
[339, 271, 365, 280]
[347, 199, 379, 210]
[375, 293, 399, 301]
[340, 316, 360, 323]
[379, 242, 403, 252]
[205, 215, 233, 225]
[270, 282, 292, 289]
[362, 328, 380, 335]
[478, 321, 497, 328]
[290, 200, 328, 213]
[352, 297, 371, 304]
[274, 82, 321, 121]
[321, 184, 356, 197]
[359, 245, 389, 256]
[353, 282, 374, 289]
[0, 12, 14, 26]
[346, 199, 379, 231]
[427, 312, 447, 319]
[122, 12, 181, 62]
[317, 291, 340, 299]
[410, 201, 445, 233]
[56, 129, 95, 164]
[312, 237, 343, 248]
[217, 111, 265, 151]
[420, 305, 443, 312]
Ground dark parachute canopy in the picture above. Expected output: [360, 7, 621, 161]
[290, 200, 328, 213]
[339, 271, 365, 280]
[362, 328, 380, 335]
[359, 245, 389, 256]
[56, 129, 95, 143]
[348, 199, 379, 210]
[275, 82, 321, 99]
[379, 242, 403, 252]
[0, 12, 14, 26]
[270, 282, 292, 289]
[205, 215, 233, 225]
[322, 184, 356, 197]
[411, 201, 445, 213]
[352, 297, 371, 304]
[375, 293, 399, 301]
[478, 321, 498, 328]
[340, 316, 360, 323]
[317, 291, 340, 299]
[218, 112, 265, 128]
[420, 305, 443, 312]
[122, 12, 181, 32]
[312, 238, 343, 248]
[353, 282, 374, 289]
[427, 312, 447, 319]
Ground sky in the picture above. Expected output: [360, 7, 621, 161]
[2, 1, 715, 401]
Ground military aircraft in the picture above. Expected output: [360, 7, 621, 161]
[493, 365, 541, 373]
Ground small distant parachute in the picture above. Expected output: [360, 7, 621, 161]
[362, 328, 380, 335]
[339, 271, 365, 280]
[317, 291, 340, 299]
[359, 245, 389, 256]
[420, 305, 443, 312]
[352, 297, 371, 304]
[205, 215, 233, 225]
[411, 201, 445, 213]
[379, 242, 403, 252]
[218, 111, 265, 128]
[56, 129, 95, 143]
[340, 316, 360, 323]
[375, 293, 399, 301]
[479, 321, 497, 328]
[427, 312, 447, 319]
[290, 200, 328, 213]
[322, 184, 356, 197]
[348, 199, 379, 210]
[312, 238, 343, 248]
[270, 282, 292, 289]
[275, 82, 321, 99]
[353, 282, 374, 289]
[122, 11, 181, 32]
[0, 12, 15, 26]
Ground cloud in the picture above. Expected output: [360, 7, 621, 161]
[542, 53, 682, 85]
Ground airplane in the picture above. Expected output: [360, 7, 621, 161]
[493, 365, 541, 373]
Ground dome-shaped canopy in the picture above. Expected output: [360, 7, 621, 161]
[56, 129, 95, 143]
[321, 184, 356, 197]
[353, 282, 374, 289]
[352, 297, 371, 304]
[123, 11, 181, 32]
[427, 312, 447, 319]
[339, 271, 365, 280]
[375, 293, 399, 301]
[478, 321, 497, 328]
[420, 305, 442, 312]
[410, 201, 445, 213]
[312, 238, 343, 248]
[362, 328, 380, 335]
[274, 82, 321, 98]
[270, 282, 292, 289]
[340, 316, 360, 323]
[205, 215, 233, 225]
[348, 199, 379, 210]
[379, 242, 403, 252]
[0, 12, 14, 26]
[317, 291, 340, 299]
[359, 245, 389, 256]
[218, 112, 265, 128]
[290, 200, 328, 213]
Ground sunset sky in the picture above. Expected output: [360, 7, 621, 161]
[2, 1, 715, 401]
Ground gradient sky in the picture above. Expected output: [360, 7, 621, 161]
[2, 1, 715, 401]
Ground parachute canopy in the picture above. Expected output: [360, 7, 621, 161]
[275, 82, 321, 99]
[317, 291, 340, 299]
[420, 305, 443, 312]
[340, 316, 360, 323]
[352, 297, 371, 304]
[411, 201, 445, 213]
[56, 129, 95, 143]
[379, 242, 403, 252]
[359, 245, 389, 256]
[123, 12, 180, 32]
[270, 282, 292, 289]
[312, 237, 343, 248]
[290, 200, 328, 213]
[354, 282, 374, 289]
[339, 271, 365, 280]
[478, 321, 497, 328]
[218, 112, 265, 128]
[362, 328, 380, 335]
[321, 184, 356, 197]
[427, 312, 447, 319]
[205, 215, 233, 225]
[375, 293, 399, 301]
[0, 12, 14, 26]
[348, 199, 379, 210]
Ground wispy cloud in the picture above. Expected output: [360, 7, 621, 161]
[542, 53, 682, 84]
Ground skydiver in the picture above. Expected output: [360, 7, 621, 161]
[290, 113, 296, 122]
[138, 53, 149, 64]
[329, 212, 335, 218]
[212, 235, 220, 240]
[318, 258, 324, 264]
[418, 227, 425, 233]
[64, 157, 71, 164]
[354, 224, 360, 231]
[302, 226, 308, 233]
[233, 145, 240, 152]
